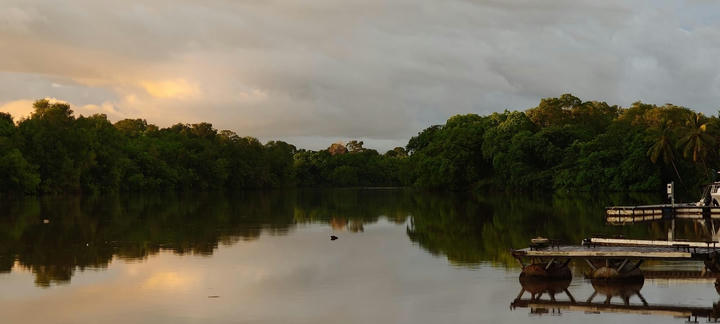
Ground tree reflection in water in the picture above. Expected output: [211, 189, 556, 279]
[0, 189, 409, 286]
[0, 189, 705, 286]
[406, 191, 673, 266]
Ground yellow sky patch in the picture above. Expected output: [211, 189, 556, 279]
[0, 97, 69, 121]
[0, 99, 34, 120]
[140, 79, 200, 99]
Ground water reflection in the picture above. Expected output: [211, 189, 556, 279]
[0, 189, 414, 286]
[511, 277, 720, 322]
[406, 192, 667, 266]
[515, 277, 574, 303]
[0, 189, 697, 287]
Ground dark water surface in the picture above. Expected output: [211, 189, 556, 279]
[0, 189, 717, 323]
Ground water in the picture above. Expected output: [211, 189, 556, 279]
[0, 189, 717, 323]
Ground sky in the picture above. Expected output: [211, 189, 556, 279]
[0, 0, 719, 151]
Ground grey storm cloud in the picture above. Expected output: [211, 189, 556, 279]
[0, 0, 719, 150]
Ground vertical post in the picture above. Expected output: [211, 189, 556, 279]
[669, 219, 675, 241]
[668, 182, 675, 241]
[711, 220, 717, 239]
[668, 181, 675, 205]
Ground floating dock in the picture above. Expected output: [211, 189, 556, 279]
[512, 238, 720, 280]
[513, 245, 708, 261]
[514, 191, 720, 280]
[588, 237, 719, 248]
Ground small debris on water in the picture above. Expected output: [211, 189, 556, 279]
[208, 295, 220, 298]
[330, 235, 338, 241]
[42, 219, 50, 224]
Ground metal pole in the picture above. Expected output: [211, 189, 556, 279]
[669, 219, 675, 241]
[668, 182, 675, 241]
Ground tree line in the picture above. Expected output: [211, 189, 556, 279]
[407, 94, 719, 195]
[0, 95, 717, 194]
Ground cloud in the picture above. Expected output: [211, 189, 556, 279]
[0, 0, 719, 150]
[81, 101, 124, 118]
[0, 97, 70, 121]
[140, 79, 200, 99]
[0, 7, 41, 32]
[0, 99, 34, 120]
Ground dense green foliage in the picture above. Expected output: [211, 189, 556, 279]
[406, 94, 719, 194]
[293, 141, 409, 187]
[1, 100, 298, 193]
[1, 95, 719, 194]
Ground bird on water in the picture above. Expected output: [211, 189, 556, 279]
[330, 235, 338, 241]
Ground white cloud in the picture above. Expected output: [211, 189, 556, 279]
[81, 101, 125, 119]
[0, 7, 41, 32]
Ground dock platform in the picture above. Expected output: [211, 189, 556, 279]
[517, 193, 720, 280]
[512, 245, 704, 260]
[512, 238, 720, 280]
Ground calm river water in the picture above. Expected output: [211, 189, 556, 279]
[0, 189, 717, 323]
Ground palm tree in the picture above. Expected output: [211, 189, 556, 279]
[678, 113, 715, 167]
[647, 118, 683, 182]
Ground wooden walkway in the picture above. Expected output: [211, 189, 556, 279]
[512, 245, 714, 261]
[605, 204, 720, 224]
[588, 237, 719, 248]
[512, 238, 720, 279]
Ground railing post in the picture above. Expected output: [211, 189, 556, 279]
[667, 182, 675, 241]
[668, 219, 675, 241]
